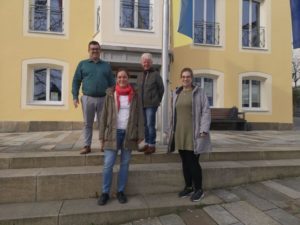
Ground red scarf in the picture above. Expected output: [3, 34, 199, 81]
[115, 84, 134, 110]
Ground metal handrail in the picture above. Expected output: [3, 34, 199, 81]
[242, 26, 265, 48]
[193, 21, 220, 45]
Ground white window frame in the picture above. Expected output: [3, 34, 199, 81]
[193, 69, 225, 107]
[242, 79, 261, 109]
[240, 0, 270, 52]
[31, 67, 63, 105]
[21, 59, 69, 109]
[192, 0, 225, 48]
[23, 0, 69, 39]
[193, 76, 215, 107]
[119, 0, 154, 32]
[94, 0, 101, 33]
[239, 72, 272, 113]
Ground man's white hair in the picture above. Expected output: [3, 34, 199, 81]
[140, 53, 153, 62]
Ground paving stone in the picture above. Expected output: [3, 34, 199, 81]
[133, 217, 162, 225]
[223, 201, 281, 225]
[245, 183, 293, 208]
[159, 214, 185, 225]
[179, 209, 217, 225]
[0, 200, 62, 225]
[276, 177, 300, 192]
[265, 208, 300, 225]
[203, 205, 239, 225]
[212, 189, 240, 203]
[262, 180, 300, 199]
[230, 186, 277, 211]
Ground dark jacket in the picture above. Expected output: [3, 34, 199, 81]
[137, 68, 164, 107]
[167, 85, 212, 154]
[99, 86, 144, 150]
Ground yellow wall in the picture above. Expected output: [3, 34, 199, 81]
[171, 0, 293, 123]
[0, 0, 95, 121]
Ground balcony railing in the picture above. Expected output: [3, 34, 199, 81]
[194, 21, 220, 46]
[29, 4, 63, 33]
[120, 1, 153, 30]
[242, 27, 265, 48]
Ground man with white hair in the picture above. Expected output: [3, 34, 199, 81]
[137, 53, 164, 154]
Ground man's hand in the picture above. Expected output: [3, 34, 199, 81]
[99, 140, 104, 152]
[73, 99, 79, 108]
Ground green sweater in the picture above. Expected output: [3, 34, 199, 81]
[72, 59, 115, 100]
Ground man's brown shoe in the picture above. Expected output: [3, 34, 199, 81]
[80, 146, 91, 154]
[138, 145, 148, 152]
[144, 146, 155, 155]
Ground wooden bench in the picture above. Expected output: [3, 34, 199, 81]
[210, 107, 247, 130]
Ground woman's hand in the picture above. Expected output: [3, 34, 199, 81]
[200, 132, 208, 137]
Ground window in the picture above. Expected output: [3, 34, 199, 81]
[242, 79, 261, 108]
[239, 72, 272, 112]
[194, 77, 214, 106]
[29, 0, 63, 33]
[33, 68, 62, 103]
[242, 0, 265, 48]
[120, 0, 153, 30]
[96, 5, 100, 32]
[194, 0, 219, 45]
[21, 59, 68, 109]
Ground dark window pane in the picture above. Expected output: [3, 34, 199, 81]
[251, 80, 260, 107]
[34, 0, 48, 31]
[193, 77, 202, 87]
[251, 1, 260, 47]
[242, 80, 250, 107]
[242, 0, 250, 46]
[204, 78, 214, 106]
[194, 0, 204, 21]
[50, 69, 62, 101]
[50, 0, 63, 32]
[206, 0, 216, 44]
[34, 68, 47, 101]
[121, 0, 135, 28]
[194, 0, 204, 43]
[138, 0, 150, 29]
[206, 0, 215, 23]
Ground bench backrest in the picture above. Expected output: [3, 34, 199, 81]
[211, 108, 232, 119]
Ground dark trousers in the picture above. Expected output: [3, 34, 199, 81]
[179, 150, 203, 190]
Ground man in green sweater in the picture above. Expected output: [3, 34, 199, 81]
[72, 41, 115, 154]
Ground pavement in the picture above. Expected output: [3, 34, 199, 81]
[0, 119, 300, 225]
[122, 176, 300, 225]
[0, 128, 300, 153]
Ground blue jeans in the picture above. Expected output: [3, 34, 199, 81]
[143, 107, 158, 146]
[102, 129, 132, 194]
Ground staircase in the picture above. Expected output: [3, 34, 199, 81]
[1, 145, 300, 225]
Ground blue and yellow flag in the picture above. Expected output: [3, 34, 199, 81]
[291, 0, 300, 49]
[178, 0, 193, 38]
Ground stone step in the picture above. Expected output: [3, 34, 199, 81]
[1, 147, 300, 169]
[1, 159, 300, 204]
[0, 192, 222, 225]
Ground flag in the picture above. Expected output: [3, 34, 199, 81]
[291, 0, 300, 49]
[178, 0, 193, 38]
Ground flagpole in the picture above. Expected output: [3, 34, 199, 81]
[161, 0, 169, 144]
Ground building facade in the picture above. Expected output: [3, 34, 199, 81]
[171, 0, 293, 129]
[0, 0, 294, 132]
